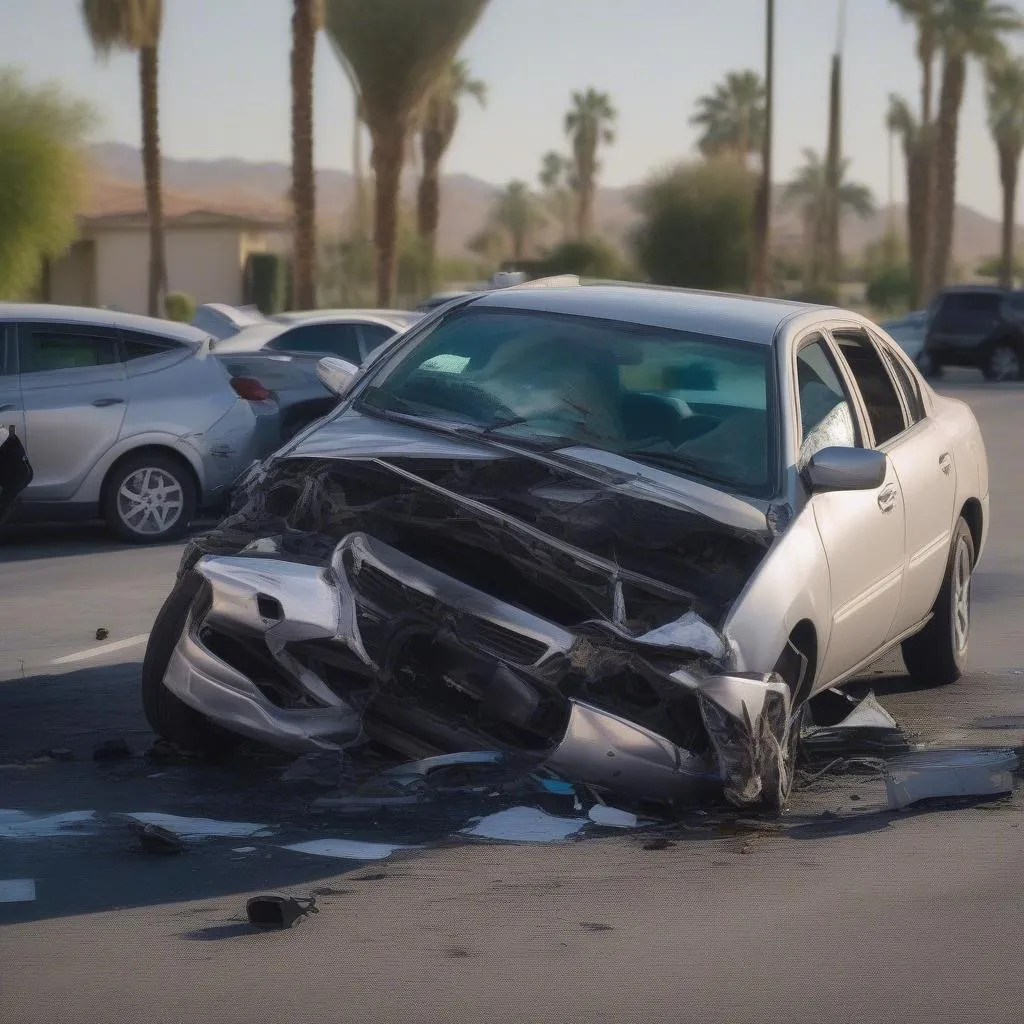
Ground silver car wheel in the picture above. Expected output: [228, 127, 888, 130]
[988, 345, 1020, 381]
[951, 535, 972, 656]
[116, 467, 185, 536]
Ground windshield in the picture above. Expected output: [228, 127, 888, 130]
[358, 308, 775, 494]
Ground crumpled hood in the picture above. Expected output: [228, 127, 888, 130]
[190, 411, 773, 630]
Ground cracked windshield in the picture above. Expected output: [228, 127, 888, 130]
[1, 1, 1023, 1022]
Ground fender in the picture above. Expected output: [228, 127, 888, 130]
[722, 504, 831, 692]
[68, 431, 206, 505]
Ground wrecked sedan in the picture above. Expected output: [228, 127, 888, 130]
[141, 283, 990, 809]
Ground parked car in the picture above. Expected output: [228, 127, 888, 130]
[141, 283, 989, 810]
[879, 308, 928, 367]
[271, 308, 420, 327]
[191, 303, 267, 341]
[0, 304, 272, 542]
[211, 311, 412, 443]
[919, 285, 1024, 381]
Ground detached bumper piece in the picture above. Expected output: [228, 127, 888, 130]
[163, 534, 796, 808]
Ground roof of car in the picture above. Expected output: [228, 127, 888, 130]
[464, 284, 828, 345]
[0, 302, 211, 344]
[212, 311, 406, 353]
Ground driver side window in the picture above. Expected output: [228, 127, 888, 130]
[796, 336, 858, 469]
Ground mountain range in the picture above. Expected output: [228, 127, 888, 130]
[84, 142, 1012, 274]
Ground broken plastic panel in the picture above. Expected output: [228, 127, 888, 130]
[883, 748, 1019, 809]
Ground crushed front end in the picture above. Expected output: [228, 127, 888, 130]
[167, 444, 795, 808]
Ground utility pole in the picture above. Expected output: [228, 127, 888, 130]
[752, 0, 774, 296]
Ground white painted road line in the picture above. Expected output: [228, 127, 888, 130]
[0, 879, 36, 903]
[50, 634, 149, 666]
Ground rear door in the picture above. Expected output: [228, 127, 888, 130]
[17, 322, 128, 500]
[927, 291, 1002, 365]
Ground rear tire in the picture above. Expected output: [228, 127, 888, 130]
[141, 570, 235, 754]
[901, 517, 974, 686]
[982, 342, 1021, 382]
[103, 452, 197, 543]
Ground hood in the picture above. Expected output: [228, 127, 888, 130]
[198, 411, 773, 630]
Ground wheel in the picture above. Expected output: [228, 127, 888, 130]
[141, 570, 236, 754]
[901, 516, 975, 686]
[982, 342, 1021, 382]
[102, 452, 197, 543]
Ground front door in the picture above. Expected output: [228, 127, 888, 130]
[17, 323, 128, 500]
[0, 326, 25, 440]
[795, 334, 906, 685]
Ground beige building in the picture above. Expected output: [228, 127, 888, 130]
[45, 180, 289, 314]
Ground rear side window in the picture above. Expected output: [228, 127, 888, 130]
[831, 329, 908, 445]
[882, 346, 925, 424]
[20, 329, 119, 374]
[122, 334, 178, 361]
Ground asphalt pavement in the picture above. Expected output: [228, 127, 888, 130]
[1, 372, 1023, 1024]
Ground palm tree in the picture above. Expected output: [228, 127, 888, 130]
[564, 88, 616, 238]
[893, 0, 943, 302]
[691, 69, 766, 163]
[81, 0, 165, 317]
[291, 0, 322, 311]
[985, 55, 1024, 288]
[492, 181, 543, 261]
[538, 150, 574, 241]
[752, 0, 775, 296]
[323, 0, 489, 307]
[887, 94, 924, 277]
[783, 148, 875, 288]
[416, 58, 486, 288]
[929, 0, 1022, 294]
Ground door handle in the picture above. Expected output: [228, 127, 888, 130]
[939, 451, 952, 475]
[877, 483, 898, 514]
[92, 397, 125, 407]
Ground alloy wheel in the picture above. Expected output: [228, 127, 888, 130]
[951, 536, 972, 657]
[988, 345, 1021, 382]
[116, 467, 185, 537]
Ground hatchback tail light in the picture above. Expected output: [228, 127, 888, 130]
[231, 376, 272, 401]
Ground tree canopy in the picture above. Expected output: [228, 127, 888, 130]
[0, 70, 96, 300]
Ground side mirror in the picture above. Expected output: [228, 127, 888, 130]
[316, 356, 359, 398]
[802, 446, 887, 493]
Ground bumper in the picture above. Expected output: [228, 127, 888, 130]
[162, 537, 794, 805]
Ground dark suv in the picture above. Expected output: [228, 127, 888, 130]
[922, 286, 1024, 381]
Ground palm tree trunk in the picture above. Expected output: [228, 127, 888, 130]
[752, 0, 774, 296]
[352, 95, 367, 238]
[290, 0, 317, 311]
[576, 159, 593, 237]
[907, 139, 924, 306]
[417, 153, 441, 291]
[999, 148, 1018, 289]
[371, 126, 406, 306]
[824, 52, 842, 292]
[929, 52, 966, 294]
[139, 44, 166, 318]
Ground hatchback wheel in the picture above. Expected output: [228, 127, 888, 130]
[901, 517, 974, 686]
[982, 342, 1021, 382]
[103, 453, 196, 543]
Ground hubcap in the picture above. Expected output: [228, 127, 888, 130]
[989, 346, 1020, 381]
[117, 467, 184, 536]
[952, 538, 972, 656]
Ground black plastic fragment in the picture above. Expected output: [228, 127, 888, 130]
[246, 893, 319, 930]
[130, 821, 186, 855]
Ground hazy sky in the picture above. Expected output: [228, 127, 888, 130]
[1, 0, 1022, 219]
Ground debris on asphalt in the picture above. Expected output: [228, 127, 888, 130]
[95, 627, 109, 641]
[122, 813, 272, 839]
[280, 838, 416, 860]
[0, 879, 36, 904]
[145, 739, 197, 763]
[92, 739, 133, 761]
[46, 747, 74, 762]
[883, 748, 1020, 809]
[587, 804, 639, 828]
[0, 810, 97, 839]
[246, 893, 319, 930]
[462, 806, 588, 843]
[801, 690, 910, 760]
[130, 821, 187, 855]
[232, 846, 257, 854]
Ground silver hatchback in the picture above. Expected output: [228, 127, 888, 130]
[0, 304, 270, 542]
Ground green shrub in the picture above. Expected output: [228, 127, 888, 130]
[865, 264, 912, 313]
[164, 291, 195, 323]
[537, 237, 636, 280]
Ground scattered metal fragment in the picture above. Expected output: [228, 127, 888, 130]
[130, 821, 186, 855]
[246, 893, 319, 930]
[587, 804, 639, 828]
[95, 628, 109, 641]
[883, 748, 1019, 809]
[0, 879, 36, 904]
[801, 690, 910, 760]
[93, 739, 133, 762]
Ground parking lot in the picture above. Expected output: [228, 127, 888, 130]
[2, 373, 1023, 1024]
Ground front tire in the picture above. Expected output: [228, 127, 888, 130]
[982, 342, 1021, 382]
[901, 517, 974, 686]
[103, 452, 197, 543]
[141, 570, 234, 754]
